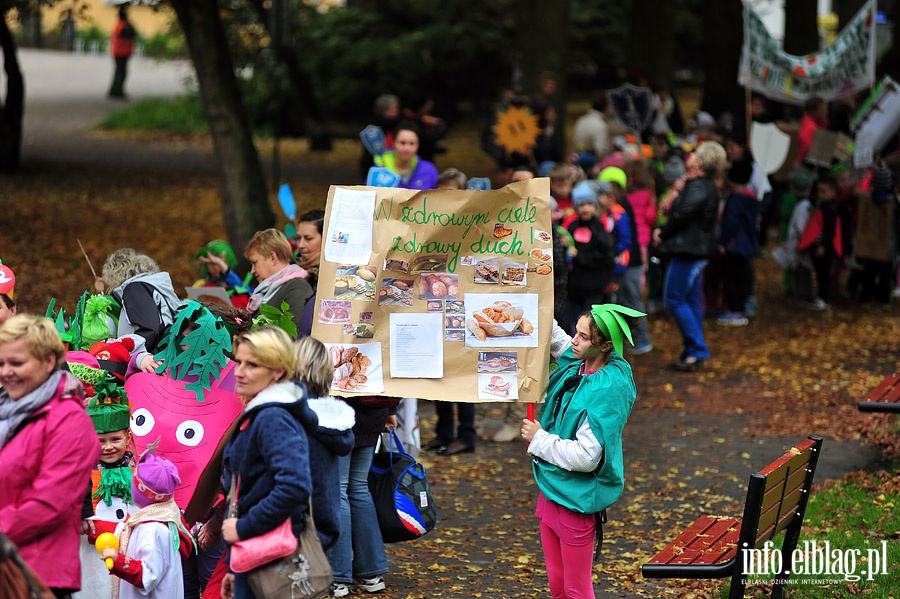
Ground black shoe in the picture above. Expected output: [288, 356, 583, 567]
[437, 441, 475, 456]
[423, 438, 450, 451]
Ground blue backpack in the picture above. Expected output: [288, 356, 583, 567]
[368, 429, 437, 543]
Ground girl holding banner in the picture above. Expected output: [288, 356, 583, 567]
[521, 306, 642, 598]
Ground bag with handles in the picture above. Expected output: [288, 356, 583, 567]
[368, 428, 437, 543]
[227, 476, 297, 573]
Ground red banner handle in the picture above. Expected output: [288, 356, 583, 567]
[527, 403, 535, 422]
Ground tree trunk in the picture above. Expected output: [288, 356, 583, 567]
[0, 14, 23, 172]
[626, 0, 676, 86]
[700, 0, 744, 118]
[783, 0, 820, 55]
[170, 0, 274, 258]
[515, 0, 569, 156]
[247, 0, 331, 149]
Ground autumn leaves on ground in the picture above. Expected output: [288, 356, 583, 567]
[1, 129, 899, 598]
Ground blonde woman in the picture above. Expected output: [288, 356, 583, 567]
[652, 141, 727, 371]
[0, 314, 100, 597]
[245, 229, 314, 337]
[292, 337, 355, 552]
[220, 327, 312, 599]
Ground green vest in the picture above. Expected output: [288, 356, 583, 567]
[532, 348, 636, 514]
[373, 151, 418, 178]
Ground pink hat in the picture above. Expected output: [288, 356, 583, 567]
[132, 444, 181, 507]
[598, 152, 626, 172]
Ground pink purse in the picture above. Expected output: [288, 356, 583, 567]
[227, 476, 298, 573]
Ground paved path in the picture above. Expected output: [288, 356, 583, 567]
[18, 49, 356, 183]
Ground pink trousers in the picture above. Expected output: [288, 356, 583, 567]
[536, 494, 597, 599]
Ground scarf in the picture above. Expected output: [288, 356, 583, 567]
[0, 370, 63, 450]
[297, 253, 320, 289]
[248, 264, 308, 312]
[659, 162, 704, 214]
[95, 452, 135, 507]
[111, 498, 185, 599]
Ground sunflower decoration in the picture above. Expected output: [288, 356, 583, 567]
[492, 105, 541, 156]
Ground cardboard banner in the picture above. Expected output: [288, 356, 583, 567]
[312, 179, 554, 404]
[738, 0, 876, 105]
[850, 76, 900, 168]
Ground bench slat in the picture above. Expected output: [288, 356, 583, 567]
[756, 486, 805, 545]
[864, 373, 900, 402]
[759, 465, 808, 515]
[758, 442, 815, 477]
[858, 374, 900, 412]
[647, 515, 740, 566]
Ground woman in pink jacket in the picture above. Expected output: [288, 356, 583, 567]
[0, 314, 100, 598]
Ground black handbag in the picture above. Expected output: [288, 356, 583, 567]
[368, 429, 437, 543]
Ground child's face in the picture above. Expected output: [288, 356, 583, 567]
[576, 202, 598, 219]
[817, 182, 836, 202]
[836, 170, 851, 191]
[550, 178, 572, 198]
[98, 430, 131, 464]
[725, 140, 745, 162]
[598, 192, 617, 212]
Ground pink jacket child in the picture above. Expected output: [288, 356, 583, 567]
[0, 371, 100, 591]
[627, 187, 657, 255]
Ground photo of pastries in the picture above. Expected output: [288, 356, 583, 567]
[334, 264, 377, 301]
[474, 258, 500, 284]
[502, 259, 527, 286]
[378, 278, 415, 306]
[327, 342, 383, 393]
[418, 273, 459, 300]
[477, 373, 518, 400]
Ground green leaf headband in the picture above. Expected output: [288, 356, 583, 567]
[589, 304, 647, 355]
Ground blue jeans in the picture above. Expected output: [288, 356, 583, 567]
[327, 445, 389, 583]
[663, 258, 710, 361]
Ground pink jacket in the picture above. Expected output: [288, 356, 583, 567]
[627, 188, 657, 250]
[0, 372, 100, 590]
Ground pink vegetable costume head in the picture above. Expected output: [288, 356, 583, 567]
[124, 301, 243, 508]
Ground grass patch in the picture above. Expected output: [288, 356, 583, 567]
[722, 469, 900, 598]
[99, 95, 208, 134]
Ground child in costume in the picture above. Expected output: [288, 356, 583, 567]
[0, 260, 16, 326]
[101, 443, 193, 599]
[521, 305, 642, 599]
[75, 378, 138, 599]
[194, 240, 254, 309]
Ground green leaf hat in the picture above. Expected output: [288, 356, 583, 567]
[589, 303, 647, 355]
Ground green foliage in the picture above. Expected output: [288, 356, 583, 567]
[252, 301, 297, 338]
[76, 23, 107, 51]
[154, 302, 232, 402]
[140, 30, 187, 60]
[98, 95, 208, 133]
[294, 3, 515, 118]
[721, 473, 900, 598]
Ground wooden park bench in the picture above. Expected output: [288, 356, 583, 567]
[642, 435, 823, 599]
[857, 373, 900, 413]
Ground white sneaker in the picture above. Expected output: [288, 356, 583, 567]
[353, 576, 386, 593]
[809, 298, 829, 311]
[331, 583, 350, 597]
[492, 423, 520, 443]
